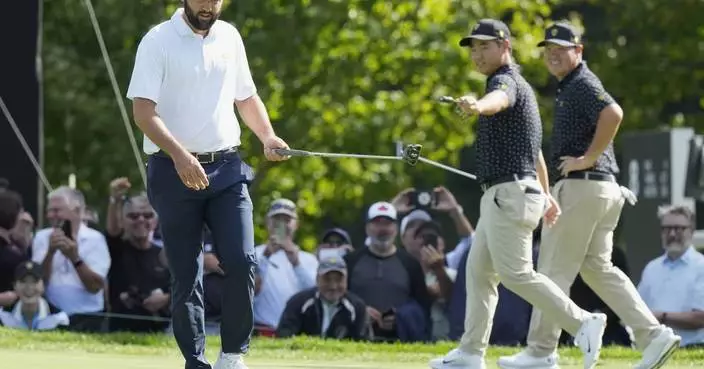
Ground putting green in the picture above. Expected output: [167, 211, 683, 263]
[0, 349, 699, 369]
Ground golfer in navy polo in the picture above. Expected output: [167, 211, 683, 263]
[126, 1, 289, 369]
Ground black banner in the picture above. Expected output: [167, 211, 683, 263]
[619, 130, 672, 284]
[0, 1, 43, 222]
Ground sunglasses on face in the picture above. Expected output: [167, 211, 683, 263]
[126, 212, 155, 220]
[661, 225, 689, 233]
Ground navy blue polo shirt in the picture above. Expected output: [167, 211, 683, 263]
[474, 64, 543, 184]
[549, 62, 618, 180]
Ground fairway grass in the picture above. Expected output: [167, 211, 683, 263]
[1, 328, 703, 368]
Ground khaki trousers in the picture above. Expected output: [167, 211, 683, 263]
[526, 179, 660, 357]
[458, 179, 588, 355]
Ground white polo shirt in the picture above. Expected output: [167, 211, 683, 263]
[126, 8, 257, 154]
[31, 224, 112, 315]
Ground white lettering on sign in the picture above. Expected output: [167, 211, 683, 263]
[628, 159, 640, 197]
[660, 159, 670, 199]
[643, 159, 658, 199]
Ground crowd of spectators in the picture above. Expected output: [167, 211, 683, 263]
[1, 177, 702, 350]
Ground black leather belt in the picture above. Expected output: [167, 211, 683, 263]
[480, 173, 537, 192]
[560, 170, 615, 183]
[154, 147, 238, 164]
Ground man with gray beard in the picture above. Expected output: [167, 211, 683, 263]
[638, 205, 704, 349]
[344, 202, 431, 341]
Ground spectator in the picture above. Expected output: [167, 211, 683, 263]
[0, 189, 28, 308]
[391, 187, 475, 270]
[276, 252, 369, 340]
[317, 228, 354, 257]
[0, 261, 68, 331]
[254, 199, 318, 329]
[638, 205, 704, 348]
[104, 182, 171, 333]
[31, 186, 111, 332]
[345, 202, 431, 342]
[411, 220, 456, 340]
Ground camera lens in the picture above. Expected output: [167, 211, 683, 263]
[417, 192, 432, 206]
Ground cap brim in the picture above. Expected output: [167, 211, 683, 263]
[368, 215, 396, 222]
[267, 209, 297, 218]
[319, 268, 346, 275]
[459, 35, 498, 46]
[538, 39, 578, 47]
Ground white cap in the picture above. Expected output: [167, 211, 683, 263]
[267, 198, 298, 219]
[367, 201, 397, 221]
[400, 209, 432, 235]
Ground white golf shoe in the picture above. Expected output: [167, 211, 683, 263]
[573, 313, 607, 369]
[497, 350, 559, 369]
[213, 352, 248, 369]
[634, 326, 681, 369]
[429, 348, 487, 369]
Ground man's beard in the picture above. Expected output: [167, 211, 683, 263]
[370, 233, 394, 249]
[184, 4, 218, 31]
[664, 241, 688, 257]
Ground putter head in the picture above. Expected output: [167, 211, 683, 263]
[437, 96, 457, 104]
[402, 144, 422, 166]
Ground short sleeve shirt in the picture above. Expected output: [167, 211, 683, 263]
[474, 65, 543, 184]
[126, 8, 257, 154]
[549, 62, 618, 180]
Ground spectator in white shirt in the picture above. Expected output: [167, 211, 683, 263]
[253, 199, 318, 329]
[638, 205, 701, 347]
[31, 186, 111, 332]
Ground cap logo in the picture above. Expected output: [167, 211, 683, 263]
[574, 36, 580, 43]
[551, 28, 558, 36]
[25, 262, 33, 270]
[378, 205, 388, 211]
[498, 30, 504, 38]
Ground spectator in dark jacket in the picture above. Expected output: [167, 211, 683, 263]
[276, 253, 368, 340]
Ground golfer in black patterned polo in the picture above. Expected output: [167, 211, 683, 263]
[429, 19, 606, 369]
[499, 22, 681, 369]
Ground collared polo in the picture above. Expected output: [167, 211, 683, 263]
[126, 8, 257, 154]
[30, 224, 111, 314]
[474, 64, 542, 184]
[549, 62, 618, 180]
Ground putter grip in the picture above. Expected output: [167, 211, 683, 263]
[273, 148, 310, 157]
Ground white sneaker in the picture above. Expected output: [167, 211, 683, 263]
[574, 313, 607, 369]
[634, 326, 681, 369]
[429, 348, 487, 369]
[497, 350, 559, 369]
[213, 353, 248, 369]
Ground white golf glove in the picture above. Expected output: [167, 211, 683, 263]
[620, 185, 638, 206]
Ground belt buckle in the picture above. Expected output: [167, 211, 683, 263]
[196, 152, 215, 164]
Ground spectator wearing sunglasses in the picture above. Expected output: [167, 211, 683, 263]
[104, 178, 170, 333]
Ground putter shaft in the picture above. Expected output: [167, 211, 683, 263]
[418, 157, 477, 180]
[274, 148, 401, 161]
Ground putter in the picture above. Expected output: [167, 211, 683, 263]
[273, 144, 423, 166]
[437, 95, 458, 104]
[396, 140, 477, 180]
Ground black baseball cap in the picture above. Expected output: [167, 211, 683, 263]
[322, 227, 352, 246]
[459, 19, 511, 47]
[537, 23, 582, 47]
[15, 261, 43, 281]
[413, 220, 442, 238]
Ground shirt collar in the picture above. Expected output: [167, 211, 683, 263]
[662, 245, 696, 265]
[171, 8, 210, 38]
[486, 63, 512, 80]
[557, 61, 586, 88]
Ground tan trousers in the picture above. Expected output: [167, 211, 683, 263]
[458, 179, 588, 355]
[526, 179, 661, 357]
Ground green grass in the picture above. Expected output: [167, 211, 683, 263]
[1, 328, 703, 368]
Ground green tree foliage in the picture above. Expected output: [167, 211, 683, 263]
[53, 0, 704, 250]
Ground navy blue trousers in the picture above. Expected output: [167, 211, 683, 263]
[147, 151, 256, 369]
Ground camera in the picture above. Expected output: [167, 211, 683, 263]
[409, 189, 437, 210]
[422, 233, 438, 249]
